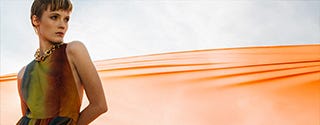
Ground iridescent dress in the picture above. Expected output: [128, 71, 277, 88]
[17, 44, 81, 125]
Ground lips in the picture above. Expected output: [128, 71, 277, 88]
[56, 32, 64, 36]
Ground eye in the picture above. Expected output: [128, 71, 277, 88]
[64, 17, 70, 22]
[50, 16, 58, 20]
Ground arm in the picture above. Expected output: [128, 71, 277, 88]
[67, 41, 108, 125]
[17, 67, 27, 116]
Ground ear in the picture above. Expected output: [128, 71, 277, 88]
[31, 15, 40, 27]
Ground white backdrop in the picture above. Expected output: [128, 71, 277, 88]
[1, 0, 319, 75]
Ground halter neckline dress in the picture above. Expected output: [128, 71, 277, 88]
[17, 43, 81, 125]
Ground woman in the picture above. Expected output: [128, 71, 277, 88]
[16, 0, 108, 124]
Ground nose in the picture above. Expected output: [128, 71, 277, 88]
[58, 20, 67, 30]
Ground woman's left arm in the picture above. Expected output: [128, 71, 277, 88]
[67, 41, 108, 125]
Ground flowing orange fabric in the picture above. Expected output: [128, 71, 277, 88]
[1, 44, 319, 125]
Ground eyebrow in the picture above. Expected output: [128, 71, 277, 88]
[49, 12, 60, 16]
[49, 12, 70, 18]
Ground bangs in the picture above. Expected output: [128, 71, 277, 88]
[48, 0, 73, 12]
[31, 0, 73, 26]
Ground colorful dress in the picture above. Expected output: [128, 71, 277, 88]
[17, 44, 81, 125]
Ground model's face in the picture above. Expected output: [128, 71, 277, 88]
[34, 7, 71, 43]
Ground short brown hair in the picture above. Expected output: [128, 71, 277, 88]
[30, 0, 73, 26]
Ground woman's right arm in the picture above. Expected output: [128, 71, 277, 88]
[17, 66, 27, 115]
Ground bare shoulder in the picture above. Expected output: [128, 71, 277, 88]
[66, 41, 87, 54]
[17, 66, 26, 80]
[65, 41, 92, 70]
[66, 41, 90, 61]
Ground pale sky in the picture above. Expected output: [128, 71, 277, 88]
[0, 0, 319, 75]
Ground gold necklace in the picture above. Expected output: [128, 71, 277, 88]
[34, 43, 64, 61]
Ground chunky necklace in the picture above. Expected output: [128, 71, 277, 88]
[34, 43, 64, 62]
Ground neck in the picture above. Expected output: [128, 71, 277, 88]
[38, 38, 62, 55]
[39, 41, 52, 52]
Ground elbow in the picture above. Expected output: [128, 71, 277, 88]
[97, 102, 108, 114]
[100, 104, 108, 113]
[90, 103, 107, 115]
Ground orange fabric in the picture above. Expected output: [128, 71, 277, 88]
[1, 44, 319, 125]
